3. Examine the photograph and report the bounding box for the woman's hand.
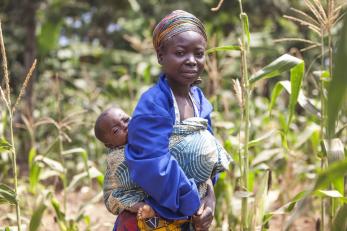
[192,180,216,231]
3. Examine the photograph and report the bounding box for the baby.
[95,107,232,220]
[94,107,155,219]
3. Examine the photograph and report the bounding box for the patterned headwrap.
[153,10,207,52]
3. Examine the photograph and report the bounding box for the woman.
[118,10,216,231]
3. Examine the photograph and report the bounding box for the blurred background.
[0,0,346,230]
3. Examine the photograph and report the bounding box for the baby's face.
[103,108,130,149]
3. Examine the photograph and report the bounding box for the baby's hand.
[137,204,156,220]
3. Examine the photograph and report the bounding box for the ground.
[1,187,317,231]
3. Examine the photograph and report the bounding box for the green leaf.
[269,82,284,116]
[314,190,343,198]
[313,159,347,191]
[29,202,47,231]
[333,204,347,231]
[51,197,65,222]
[37,21,63,55]
[28,148,37,169]
[248,130,276,148]
[35,156,64,174]
[287,62,304,130]
[270,80,320,118]
[327,15,347,138]
[0,184,16,205]
[240,13,250,49]
[62,148,86,156]
[0,137,12,152]
[206,45,241,54]
[249,54,303,84]
[252,170,270,229]
[285,191,309,212]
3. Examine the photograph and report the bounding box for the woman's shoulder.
[133,81,173,118]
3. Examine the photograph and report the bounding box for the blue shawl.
[125,74,213,220]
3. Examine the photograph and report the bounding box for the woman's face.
[158,31,206,88]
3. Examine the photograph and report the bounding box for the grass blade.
[206,45,241,54]
[327,15,347,138]
[0,184,16,205]
[29,202,46,231]
[240,13,251,49]
[0,137,12,152]
[333,204,347,231]
[249,54,303,84]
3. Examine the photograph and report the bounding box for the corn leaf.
[270,80,320,117]
[206,45,241,54]
[287,62,304,128]
[327,15,347,138]
[240,13,250,49]
[62,148,90,179]
[313,159,347,191]
[51,197,66,229]
[28,148,41,194]
[252,170,270,229]
[29,202,47,231]
[248,130,276,148]
[269,82,284,116]
[35,155,64,174]
[314,190,343,198]
[249,54,303,84]
[0,137,12,152]
[333,204,347,231]
[37,20,63,55]
[0,184,16,205]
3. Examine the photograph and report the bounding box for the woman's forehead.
[165,31,207,48]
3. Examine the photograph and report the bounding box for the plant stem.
[239,0,250,230]
[58,133,67,213]
[9,111,22,231]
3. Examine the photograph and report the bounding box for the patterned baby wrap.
[103,117,232,215]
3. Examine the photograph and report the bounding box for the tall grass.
[0,21,37,231]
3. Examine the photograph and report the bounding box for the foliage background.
[0,0,346,230]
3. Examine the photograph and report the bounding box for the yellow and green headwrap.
[153,10,207,52]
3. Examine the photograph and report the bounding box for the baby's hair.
[94,106,121,143]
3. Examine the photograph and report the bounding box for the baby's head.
[94,107,130,149]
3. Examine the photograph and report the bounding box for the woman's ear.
[157,50,163,65]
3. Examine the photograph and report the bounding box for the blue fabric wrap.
[125,74,213,220]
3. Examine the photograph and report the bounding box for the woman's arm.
[192,179,216,231]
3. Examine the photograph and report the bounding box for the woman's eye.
[176,51,184,56]
[122,117,130,123]
[113,128,119,134]
[195,52,204,58]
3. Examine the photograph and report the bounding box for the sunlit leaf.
[249,54,303,84]
[327,15,347,138]
[0,184,16,205]
[314,190,343,198]
[285,190,309,213]
[29,202,47,231]
[269,82,284,116]
[206,45,241,54]
[248,130,276,148]
[35,156,64,174]
[270,80,320,118]
[333,204,347,231]
[37,21,63,55]
[0,137,12,152]
[252,170,270,229]
[240,13,250,49]
[314,159,347,191]
[287,62,304,129]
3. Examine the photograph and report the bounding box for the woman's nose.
[185,54,197,66]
